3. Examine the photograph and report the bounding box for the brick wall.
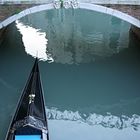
[0,4,36,21]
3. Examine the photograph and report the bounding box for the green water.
[0,9,140,140]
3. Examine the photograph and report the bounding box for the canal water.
[0,8,140,140]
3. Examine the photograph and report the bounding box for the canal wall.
[0,28,5,39]
[130,26,140,40]
[0,26,8,44]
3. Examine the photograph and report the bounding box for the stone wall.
[0,0,140,5]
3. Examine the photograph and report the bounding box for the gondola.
[5,58,49,140]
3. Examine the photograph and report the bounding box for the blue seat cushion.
[15,135,41,140]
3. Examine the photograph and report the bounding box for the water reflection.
[16,20,54,62]
[17,9,130,64]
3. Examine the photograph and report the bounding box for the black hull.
[5,59,49,140]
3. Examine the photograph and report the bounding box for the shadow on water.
[0,8,140,140]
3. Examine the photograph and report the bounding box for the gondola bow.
[5,58,49,140]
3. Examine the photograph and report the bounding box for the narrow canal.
[0,8,140,140]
